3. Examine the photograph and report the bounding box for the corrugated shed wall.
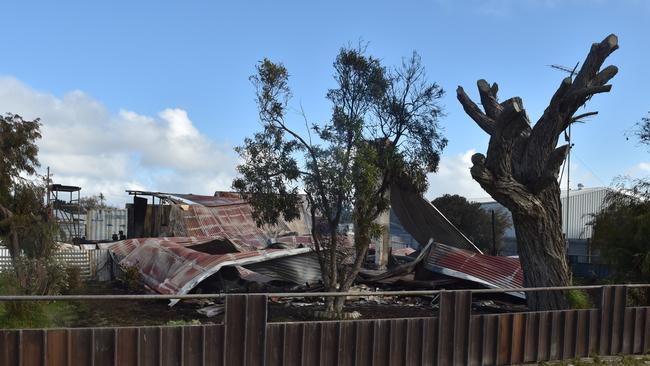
[560,188,607,239]
[479,188,608,240]
[86,209,128,241]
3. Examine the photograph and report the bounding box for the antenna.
[548,61,580,77]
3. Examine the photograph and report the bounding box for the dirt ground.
[33,281,447,327]
[13,281,531,328]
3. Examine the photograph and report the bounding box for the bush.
[119,264,144,293]
[63,266,83,294]
[0,258,77,328]
[568,289,593,309]
[0,257,70,296]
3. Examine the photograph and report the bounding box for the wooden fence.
[0,285,648,365]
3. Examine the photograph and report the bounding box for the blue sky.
[0,0,648,205]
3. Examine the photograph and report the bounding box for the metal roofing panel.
[107,237,317,306]
[178,201,313,251]
[390,185,482,253]
[173,193,245,207]
[424,242,524,298]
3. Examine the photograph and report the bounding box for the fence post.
[224,294,268,366]
[437,290,472,366]
[598,285,626,356]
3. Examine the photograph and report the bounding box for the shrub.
[568,289,593,309]
[63,266,83,294]
[0,258,77,328]
[119,264,144,293]
[0,257,70,296]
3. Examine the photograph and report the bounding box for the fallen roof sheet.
[103,236,219,254]
[172,193,245,207]
[424,242,524,298]
[108,237,320,305]
[390,185,482,253]
[167,193,313,252]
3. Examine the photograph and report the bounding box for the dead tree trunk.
[457,35,619,310]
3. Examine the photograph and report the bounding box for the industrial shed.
[477,186,612,277]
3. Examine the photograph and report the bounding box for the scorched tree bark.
[456,34,619,310]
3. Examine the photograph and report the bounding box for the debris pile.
[106,187,525,309]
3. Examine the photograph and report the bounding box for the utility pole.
[565,124,572,247]
[491,209,497,255]
[46,167,50,204]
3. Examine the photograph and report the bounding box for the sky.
[0,0,649,206]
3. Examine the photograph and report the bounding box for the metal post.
[565,123,571,248]
[491,209,497,255]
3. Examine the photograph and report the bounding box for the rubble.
[197,304,224,317]
[112,188,526,307]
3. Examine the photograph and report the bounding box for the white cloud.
[637,162,650,173]
[425,149,488,200]
[0,76,238,206]
[425,149,611,202]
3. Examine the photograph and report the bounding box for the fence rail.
[1,283,648,301]
[0,284,649,365]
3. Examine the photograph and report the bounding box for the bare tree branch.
[456,86,495,135]
[477,79,502,119]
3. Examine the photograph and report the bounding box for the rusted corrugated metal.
[176,199,313,252]
[424,242,524,296]
[173,193,245,207]
[107,237,320,305]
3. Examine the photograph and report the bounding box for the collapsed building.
[105,187,523,305]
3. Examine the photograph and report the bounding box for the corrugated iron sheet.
[107,237,320,305]
[172,193,245,207]
[424,242,524,297]
[390,185,482,252]
[170,194,313,252]
[561,187,608,239]
[86,208,128,241]
[479,187,610,240]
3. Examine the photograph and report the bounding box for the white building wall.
[478,187,609,240]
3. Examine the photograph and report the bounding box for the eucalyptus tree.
[234,47,446,314]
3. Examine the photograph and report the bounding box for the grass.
[0,301,78,329]
[165,319,201,326]
[536,354,650,365]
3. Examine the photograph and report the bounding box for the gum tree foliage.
[636,112,650,145]
[0,113,43,259]
[456,35,618,310]
[592,114,650,298]
[78,193,114,213]
[432,194,511,254]
[0,113,60,291]
[591,180,650,285]
[233,47,446,313]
